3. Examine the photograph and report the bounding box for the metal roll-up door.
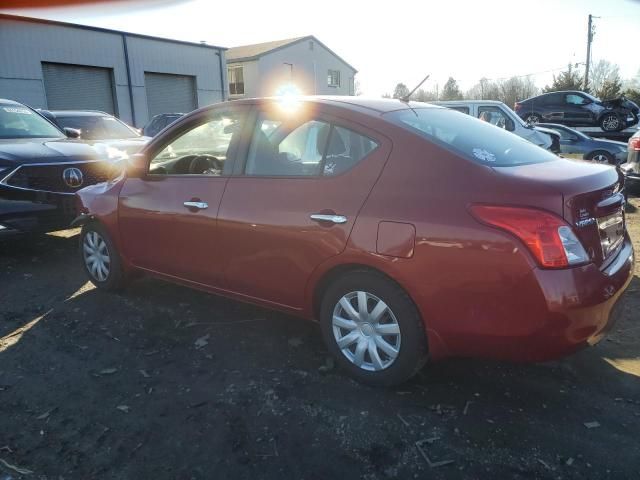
[42,63,116,114]
[145,72,197,119]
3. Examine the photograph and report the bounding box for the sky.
[4,0,640,96]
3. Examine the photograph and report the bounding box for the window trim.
[228,65,245,96]
[142,105,250,179]
[327,69,341,88]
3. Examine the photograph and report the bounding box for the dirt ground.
[1,199,639,480]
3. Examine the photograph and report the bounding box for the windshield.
[56,115,139,140]
[385,108,558,167]
[0,105,64,139]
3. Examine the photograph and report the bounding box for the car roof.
[228,96,440,116]
[433,100,506,106]
[0,98,25,106]
[47,110,111,117]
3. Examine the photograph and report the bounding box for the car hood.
[0,138,105,165]
[85,137,151,156]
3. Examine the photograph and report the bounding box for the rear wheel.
[319,270,428,386]
[600,113,623,132]
[80,223,125,291]
[586,150,614,164]
[524,113,541,125]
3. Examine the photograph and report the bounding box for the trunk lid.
[493,158,624,268]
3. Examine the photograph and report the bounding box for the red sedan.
[74,97,634,386]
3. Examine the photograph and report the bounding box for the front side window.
[328,69,341,87]
[149,110,244,176]
[228,66,244,95]
[477,106,514,131]
[0,105,64,139]
[245,115,379,177]
[386,107,557,167]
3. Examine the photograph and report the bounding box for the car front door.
[216,107,391,310]
[117,106,249,286]
[563,93,592,125]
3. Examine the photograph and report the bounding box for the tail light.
[629,136,640,151]
[470,205,589,268]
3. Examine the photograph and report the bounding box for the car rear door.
[117,105,249,286]
[216,106,391,310]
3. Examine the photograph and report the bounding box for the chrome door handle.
[183,201,208,210]
[310,213,348,224]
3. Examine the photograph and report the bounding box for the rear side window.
[448,106,470,115]
[245,114,379,177]
[385,108,557,167]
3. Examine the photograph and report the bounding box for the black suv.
[0,99,115,235]
[515,90,639,132]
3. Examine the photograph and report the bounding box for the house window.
[327,69,340,87]
[228,66,244,95]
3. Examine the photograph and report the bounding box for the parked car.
[0,99,118,235]
[143,113,184,137]
[433,100,561,152]
[515,91,640,132]
[38,109,150,155]
[620,129,640,193]
[74,97,634,386]
[537,123,628,164]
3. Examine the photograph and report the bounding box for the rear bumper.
[431,237,634,362]
[0,185,76,234]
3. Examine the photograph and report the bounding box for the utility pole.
[584,14,597,91]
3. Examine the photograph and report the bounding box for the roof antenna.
[401,74,430,103]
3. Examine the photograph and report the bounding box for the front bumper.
[0,184,77,234]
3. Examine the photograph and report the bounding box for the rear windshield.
[385,108,558,167]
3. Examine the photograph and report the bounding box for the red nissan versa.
[73,97,634,386]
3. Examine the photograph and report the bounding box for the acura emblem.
[62,167,84,188]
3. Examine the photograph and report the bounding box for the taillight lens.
[470,205,589,268]
[629,136,640,151]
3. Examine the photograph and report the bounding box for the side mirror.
[506,120,515,132]
[64,127,81,139]
[127,152,148,178]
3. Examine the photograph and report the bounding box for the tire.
[319,270,428,387]
[524,113,541,125]
[586,150,614,164]
[600,113,623,132]
[79,222,125,291]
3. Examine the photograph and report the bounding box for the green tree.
[595,77,623,100]
[543,64,584,92]
[624,88,640,105]
[412,88,438,102]
[392,83,410,99]
[441,77,463,100]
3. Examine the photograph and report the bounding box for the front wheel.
[319,271,428,386]
[80,223,125,291]
[586,150,614,164]
[600,113,623,132]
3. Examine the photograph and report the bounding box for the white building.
[0,14,227,127]
[226,36,357,99]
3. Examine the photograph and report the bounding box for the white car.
[432,100,560,152]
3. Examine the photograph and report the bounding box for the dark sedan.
[0,99,117,235]
[515,91,639,132]
[38,109,150,156]
[537,123,628,164]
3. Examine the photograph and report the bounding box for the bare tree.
[590,60,620,96]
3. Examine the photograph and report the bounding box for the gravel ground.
[0,198,639,480]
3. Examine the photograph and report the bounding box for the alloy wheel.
[331,291,401,371]
[83,231,111,282]
[602,114,620,131]
[592,153,609,163]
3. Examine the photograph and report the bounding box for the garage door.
[42,63,116,114]
[145,73,196,119]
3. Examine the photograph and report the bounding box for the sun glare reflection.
[0,310,51,353]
